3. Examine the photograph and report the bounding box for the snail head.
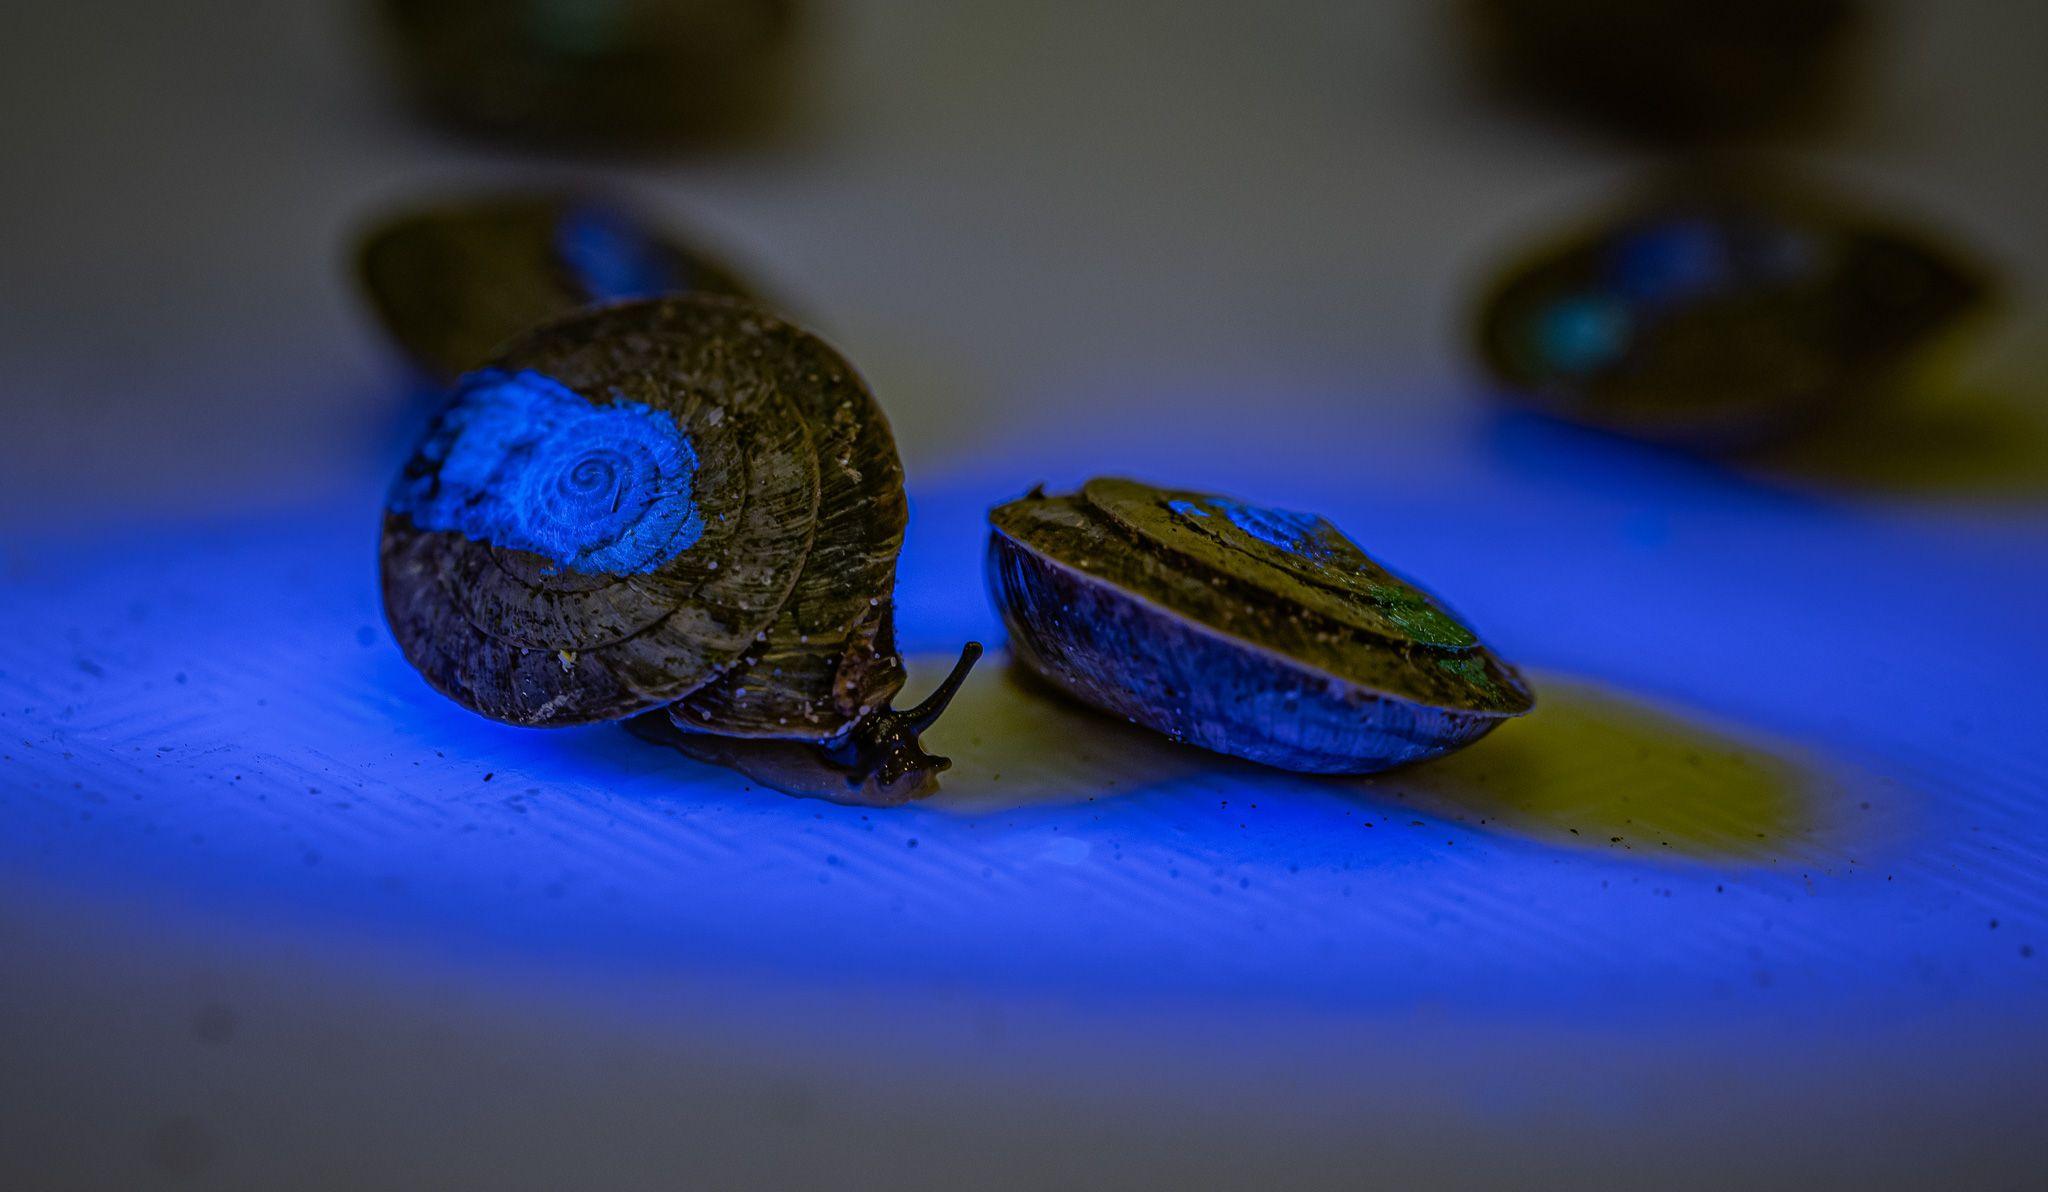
[631,642,984,807]
[818,641,984,804]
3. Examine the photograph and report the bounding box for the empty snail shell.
[1474,175,1994,449]
[373,0,804,150]
[1461,0,1864,142]
[356,191,762,381]
[381,294,979,805]
[986,479,1533,773]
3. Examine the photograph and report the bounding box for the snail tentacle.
[638,642,984,807]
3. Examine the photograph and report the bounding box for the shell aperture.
[389,369,704,576]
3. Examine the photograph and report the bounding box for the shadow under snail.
[986,479,1534,773]
[381,295,981,805]
[356,190,763,382]
[1473,173,1995,450]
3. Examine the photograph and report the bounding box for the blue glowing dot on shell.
[1534,294,1632,374]
[1174,495,1474,647]
[553,205,683,304]
[391,369,704,575]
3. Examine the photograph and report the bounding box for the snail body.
[382,295,976,805]
[987,480,1532,774]
[1474,176,1993,449]
[357,192,761,381]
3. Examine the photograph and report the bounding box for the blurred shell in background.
[373,0,805,150]
[356,191,765,380]
[1461,0,1866,143]
[1472,172,1997,450]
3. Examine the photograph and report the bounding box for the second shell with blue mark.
[1473,174,1994,449]
[987,479,1533,774]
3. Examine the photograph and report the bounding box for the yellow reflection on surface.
[926,656,1841,866]
[922,661,1214,815]
[1740,389,2048,502]
[1369,679,1822,861]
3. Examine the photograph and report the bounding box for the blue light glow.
[389,369,703,574]
[4,366,2045,1116]
[553,204,683,304]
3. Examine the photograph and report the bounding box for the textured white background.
[2,2,2046,1188]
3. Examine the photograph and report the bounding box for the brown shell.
[988,480,1532,774]
[1473,175,1995,449]
[380,296,906,736]
[356,192,761,381]
[374,0,804,150]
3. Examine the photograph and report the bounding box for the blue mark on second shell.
[1170,495,1331,561]
[1175,495,1477,648]
[391,370,704,575]
[553,205,682,304]
[1220,502,1332,561]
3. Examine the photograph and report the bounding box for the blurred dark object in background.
[1461,0,1866,142]
[1472,170,1996,451]
[356,192,765,380]
[372,0,804,150]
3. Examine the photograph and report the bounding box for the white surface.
[2,3,2046,1188]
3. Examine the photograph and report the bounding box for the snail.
[1473,175,1994,450]
[381,295,981,806]
[986,479,1533,773]
[372,0,804,150]
[356,191,762,382]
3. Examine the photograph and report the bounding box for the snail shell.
[1474,176,1993,449]
[356,192,760,381]
[1461,0,1863,142]
[373,0,804,149]
[986,479,1533,773]
[382,295,973,803]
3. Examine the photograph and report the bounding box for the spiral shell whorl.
[390,369,704,575]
